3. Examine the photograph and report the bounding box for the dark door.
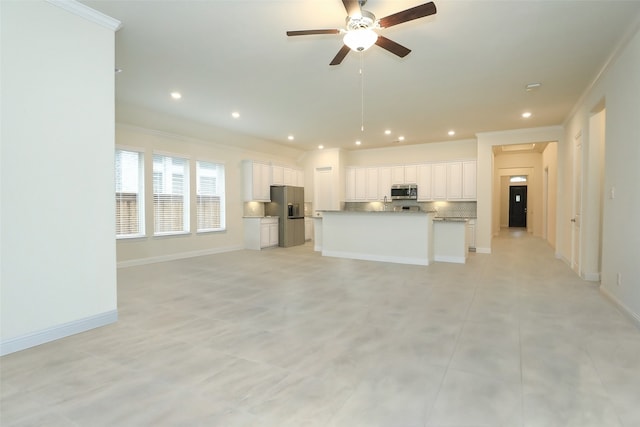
[509,185,527,228]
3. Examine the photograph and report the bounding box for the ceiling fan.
[286,0,437,65]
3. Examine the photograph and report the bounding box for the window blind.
[153,154,189,234]
[196,160,225,231]
[115,149,144,238]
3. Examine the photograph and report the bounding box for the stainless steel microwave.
[391,184,418,200]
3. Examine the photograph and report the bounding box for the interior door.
[509,185,527,227]
[571,133,583,274]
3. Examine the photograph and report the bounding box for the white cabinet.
[305,217,314,241]
[378,167,391,201]
[404,165,417,184]
[346,167,379,201]
[267,220,279,247]
[462,161,477,200]
[466,219,476,250]
[447,162,463,200]
[416,164,432,201]
[243,161,271,202]
[271,165,284,185]
[391,165,417,184]
[366,168,378,200]
[273,164,303,187]
[391,166,405,184]
[432,163,447,200]
[345,167,356,201]
[244,217,279,250]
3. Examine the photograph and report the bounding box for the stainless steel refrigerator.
[265,186,305,247]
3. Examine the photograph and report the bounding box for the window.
[153,154,189,235]
[196,160,225,232]
[115,149,144,238]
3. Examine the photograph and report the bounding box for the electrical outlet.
[610,187,616,199]
[617,273,622,286]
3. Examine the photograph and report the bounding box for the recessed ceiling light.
[288,135,294,141]
[231,111,240,118]
[170,92,182,100]
[522,112,532,118]
[525,82,542,91]
[448,130,455,136]
[355,140,361,145]
[384,130,391,135]
[398,136,405,141]
[318,145,324,150]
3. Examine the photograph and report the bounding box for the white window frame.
[115,148,145,239]
[153,152,190,236]
[196,160,226,232]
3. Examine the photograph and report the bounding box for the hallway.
[2,232,639,426]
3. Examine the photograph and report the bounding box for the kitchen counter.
[318,210,435,266]
[433,220,468,263]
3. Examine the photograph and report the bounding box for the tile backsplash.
[243,202,265,217]
[343,201,476,218]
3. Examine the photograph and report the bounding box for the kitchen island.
[318,210,435,266]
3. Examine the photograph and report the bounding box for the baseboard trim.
[434,255,467,264]
[476,247,492,254]
[322,250,430,266]
[582,272,601,282]
[1,310,118,356]
[117,245,243,268]
[600,286,640,329]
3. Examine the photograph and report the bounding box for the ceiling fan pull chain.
[360,52,365,132]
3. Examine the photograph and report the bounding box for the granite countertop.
[433,217,469,222]
[320,209,437,215]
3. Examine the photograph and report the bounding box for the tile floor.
[1,230,639,426]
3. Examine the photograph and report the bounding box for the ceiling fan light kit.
[286,0,437,65]
[344,29,378,52]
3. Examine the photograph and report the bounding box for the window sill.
[153,231,191,238]
[197,228,226,234]
[116,234,147,241]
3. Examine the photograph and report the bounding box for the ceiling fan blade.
[287,29,341,36]
[342,0,361,17]
[330,45,351,66]
[375,36,411,58]
[378,2,437,28]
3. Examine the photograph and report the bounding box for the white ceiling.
[83,0,640,152]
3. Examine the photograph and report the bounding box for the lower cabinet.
[466,219,476,250]
[305,217,314,241]
[244,217,279,250]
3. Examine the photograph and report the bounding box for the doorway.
[509,185,527,228]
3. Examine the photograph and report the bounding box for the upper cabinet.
[432,163,447,200]
[272,164,304,187]
[243,160,271,202]
[244,161,305,202]
[446,162,463,200]
[461,160,477,200]
[344,160,477,202]
[391,165,417,185]
[345,167,379,201]
[378,167,391,201]
[416,164,432,201]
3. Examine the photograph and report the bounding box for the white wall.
[542,143,558,247]
[344,139,477,166]
[115,124,304,266]
[561,25,640,321]
[1,1,119,354]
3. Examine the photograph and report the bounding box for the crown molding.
[46,0,122,31]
